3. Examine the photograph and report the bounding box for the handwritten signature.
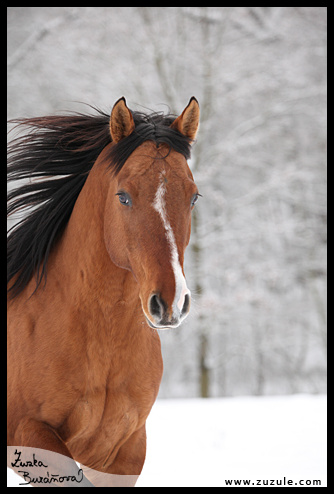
[10,449,83,486]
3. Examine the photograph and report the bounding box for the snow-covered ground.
[139,395,327,488]
[8,395,326,487]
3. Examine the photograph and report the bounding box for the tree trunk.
[200,331,210,398]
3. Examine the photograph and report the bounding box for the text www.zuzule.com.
[224,477,322,487]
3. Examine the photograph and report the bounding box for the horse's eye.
[191,193,201,207]
[116,192,132,206]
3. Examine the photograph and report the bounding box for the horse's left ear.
[171,97,200,141]
[110,97,135,143]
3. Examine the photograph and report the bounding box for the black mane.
[7,105,192,298]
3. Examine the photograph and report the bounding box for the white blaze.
[152,178,190,317]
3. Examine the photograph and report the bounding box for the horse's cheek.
[104,207,130,270]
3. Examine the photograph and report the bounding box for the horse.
[7,96,200,487]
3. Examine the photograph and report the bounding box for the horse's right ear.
[110,97,135,143]
[171,97,200,141]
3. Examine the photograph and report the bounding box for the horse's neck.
[47,155,139,317]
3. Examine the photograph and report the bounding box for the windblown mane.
[7,106,192,298]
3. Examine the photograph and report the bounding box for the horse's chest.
[63,385,146,469]
[62,336,162,462]
[63,384,147,449]
[60,391,105,444]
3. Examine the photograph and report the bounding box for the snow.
[7,395,326,487]
[138,395,327,487]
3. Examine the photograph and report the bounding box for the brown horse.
[7,97,200,486]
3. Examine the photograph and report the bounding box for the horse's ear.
[110,97,135,143]
[171,97,200,141]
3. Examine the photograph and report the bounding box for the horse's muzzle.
[146,292,191,329]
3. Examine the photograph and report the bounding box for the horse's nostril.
[182,293,190,316]
[149,294,166,320]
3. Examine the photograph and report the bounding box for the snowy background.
[7,7,327,399]
[8,7,326,488]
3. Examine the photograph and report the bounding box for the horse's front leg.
[82,425,147,487]
[9,417,95,487]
